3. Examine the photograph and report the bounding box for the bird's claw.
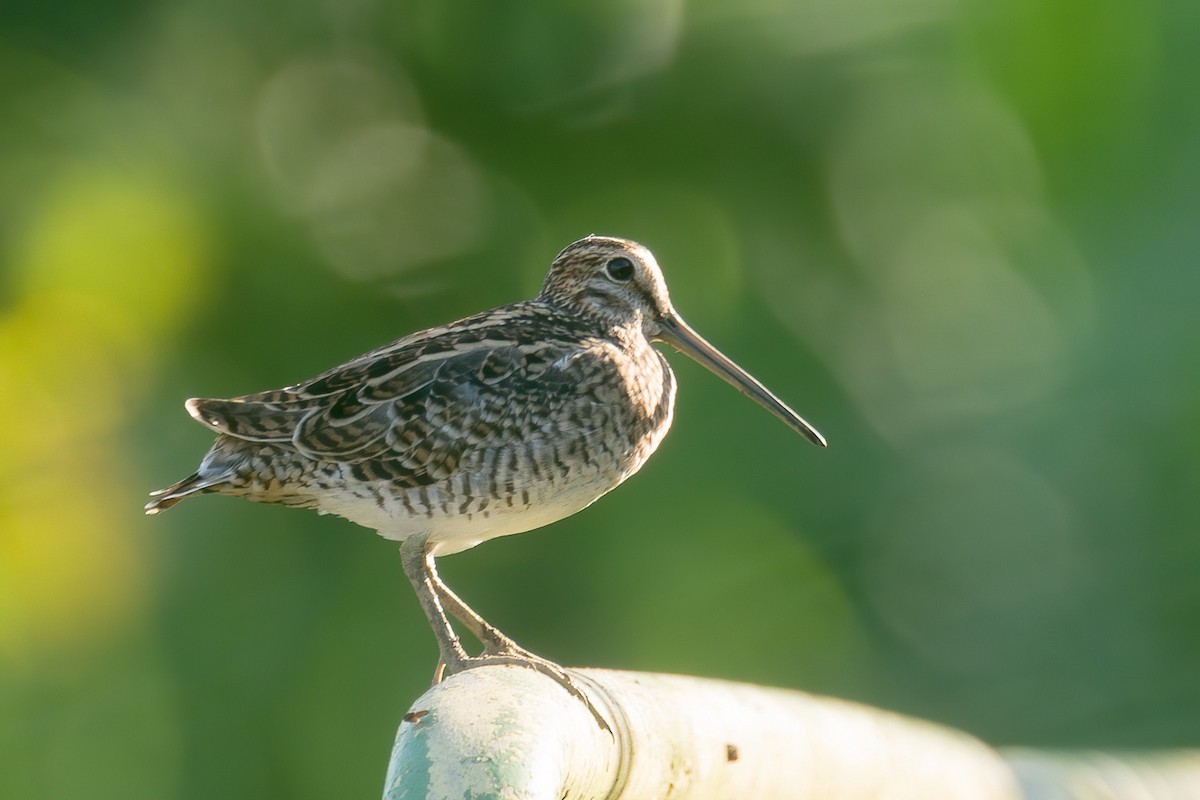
[436,648,611,733]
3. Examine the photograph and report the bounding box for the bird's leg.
[423,556,522,654]
[404,538,611,732]
[399,533,471,682]
[438,580,611,731]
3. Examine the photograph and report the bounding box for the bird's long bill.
[658,314,827,447]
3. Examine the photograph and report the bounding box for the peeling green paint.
[383,710,434,800]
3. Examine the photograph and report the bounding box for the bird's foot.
[439,646,611,733]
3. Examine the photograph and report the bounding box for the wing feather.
[186,304,619,489]
[185,322,588,489]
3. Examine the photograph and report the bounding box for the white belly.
[312,465,626,556]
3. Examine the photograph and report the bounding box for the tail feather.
[144,472,226,515]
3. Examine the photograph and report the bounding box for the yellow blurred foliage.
[0,167,209,661]
[0,454,143,664]
[11,168,210,353]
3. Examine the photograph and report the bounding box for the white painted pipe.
[383,666,1025,799]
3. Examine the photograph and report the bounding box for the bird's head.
[539,235,826,447]
[539,235,675,336]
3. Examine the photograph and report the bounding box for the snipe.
[147,235,825,728]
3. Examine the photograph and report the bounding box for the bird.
[146,235,825,727]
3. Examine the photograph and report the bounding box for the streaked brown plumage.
[147,235,825,727]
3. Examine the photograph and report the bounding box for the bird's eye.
[605,256,635,282]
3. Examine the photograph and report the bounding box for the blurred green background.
[2,0,1198,796]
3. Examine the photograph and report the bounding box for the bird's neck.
[537,296,648,349]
